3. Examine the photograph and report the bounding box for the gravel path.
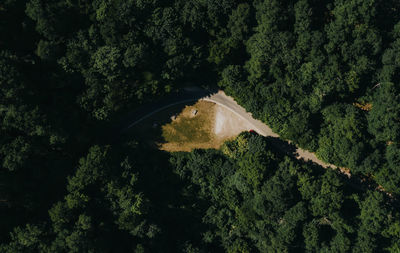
[202,91,336,169]
[213,104,253,137]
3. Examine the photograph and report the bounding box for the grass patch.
[127,100,248,152]
[162,102,215,144]
[160,101,218,151]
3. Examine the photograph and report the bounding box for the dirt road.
[202,91,336,169]
[124,89,400,197]
[125,88,335,169]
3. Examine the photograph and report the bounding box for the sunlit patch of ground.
[127,100,254,152]
[160,101,253,152]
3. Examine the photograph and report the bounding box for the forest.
[0,0,399,252]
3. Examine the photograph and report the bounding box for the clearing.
[129,100,253,152]
[160,100,253,151]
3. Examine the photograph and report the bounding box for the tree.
[375,143,400,194]
[1,224,48,253]
[353,191,389,252]
[367,82,400,143]
[317,103,368,169]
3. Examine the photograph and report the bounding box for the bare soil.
[214,105,253,139]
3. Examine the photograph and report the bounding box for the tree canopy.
[1,0,400,251]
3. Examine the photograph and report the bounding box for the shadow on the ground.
[264,136,400,208]
[110,87,218,144]
[119,99,203,149]
[264,136,297,157]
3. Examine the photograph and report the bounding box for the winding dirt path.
[126,89,336,169]
[125,89,400,199]
[202,91,336,169]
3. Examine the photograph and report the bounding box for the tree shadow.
[130,143,217,251]
[264,136,297,157]
[110,87,219,144]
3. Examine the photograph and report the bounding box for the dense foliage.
[216,0,400,194]
[1,134,399,252]
[1,0,399,252]
[171,133,400,252]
